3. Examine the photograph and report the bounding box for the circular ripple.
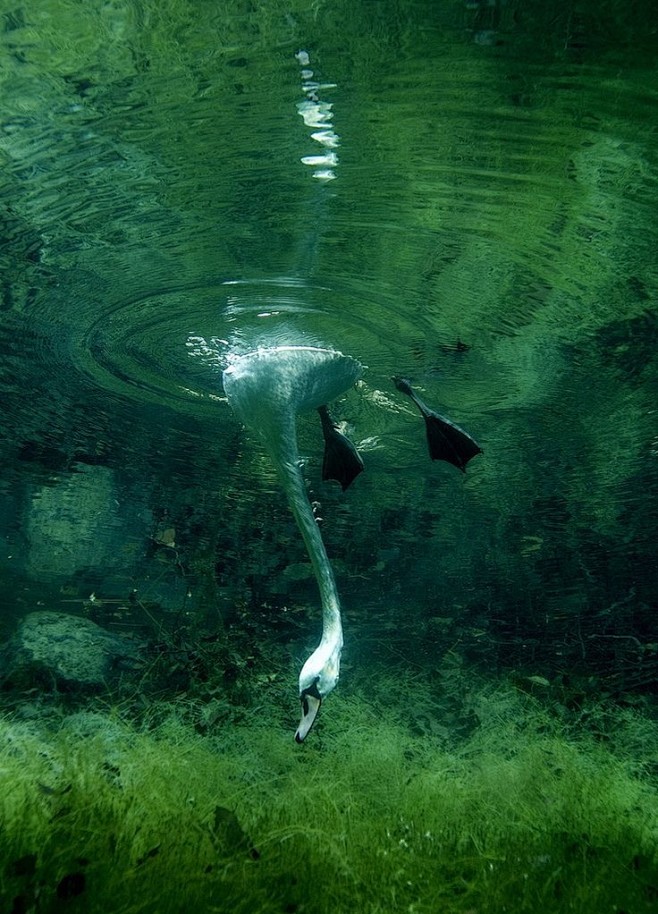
[71,274,432,418]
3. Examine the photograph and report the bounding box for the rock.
[0,611,143,692]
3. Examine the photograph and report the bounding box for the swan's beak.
[295,686,321,743]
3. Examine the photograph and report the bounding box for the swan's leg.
[393,377,482,472]
[317,406,364,491]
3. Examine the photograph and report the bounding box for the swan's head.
[294,638,342,743]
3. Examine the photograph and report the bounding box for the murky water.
[0,0,657,690]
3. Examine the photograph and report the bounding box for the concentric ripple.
[70,275,420,419]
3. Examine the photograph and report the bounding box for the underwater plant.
[1,671,657,914]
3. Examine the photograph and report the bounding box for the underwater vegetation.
[1,672,657,914]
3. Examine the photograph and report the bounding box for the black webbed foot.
[318,405,364,491]
[393,376,481,471]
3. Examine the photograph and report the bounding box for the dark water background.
[0,0,657,703]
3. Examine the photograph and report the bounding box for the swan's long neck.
[269,419,342,654]
[222,345,360,723]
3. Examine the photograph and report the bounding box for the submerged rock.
[0,610,143,692]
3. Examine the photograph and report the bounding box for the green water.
[0,1,657,911]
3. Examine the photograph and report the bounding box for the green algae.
[1,675,656,913]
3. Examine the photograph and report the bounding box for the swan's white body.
[222,346,362,740]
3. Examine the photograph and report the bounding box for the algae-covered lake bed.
[2,669,657,914]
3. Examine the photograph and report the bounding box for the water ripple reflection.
[68,272,444,418]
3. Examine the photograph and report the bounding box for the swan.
[222,345,362,742]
